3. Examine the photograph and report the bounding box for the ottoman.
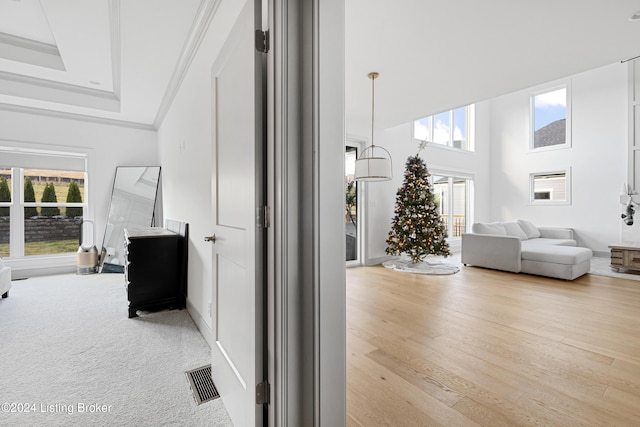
[521,245,592,280]
[0,266,10,298]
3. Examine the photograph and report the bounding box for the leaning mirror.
[100,166,161,273]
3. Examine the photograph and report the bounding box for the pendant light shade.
[354,72,392,182]
[354,146,392,181]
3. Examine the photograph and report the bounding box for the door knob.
[204,234,216,243]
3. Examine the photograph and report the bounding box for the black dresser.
[124,227,185,318]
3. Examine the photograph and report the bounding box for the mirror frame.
[99,166,161,272]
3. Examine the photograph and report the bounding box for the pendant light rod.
[354,71,392,182]
[368,72,379,148]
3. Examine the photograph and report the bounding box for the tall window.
[531,85,571,150]
[414,105,474,151]
[0,151,87,258]
[431,174,473,238]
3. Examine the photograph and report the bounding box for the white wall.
[622,59,640,243]
[157,1,244,334]
[0,110,158,276]
[351,62,628,262]
[350,101,492,263]
[488,63,628,254]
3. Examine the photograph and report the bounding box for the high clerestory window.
[413,105,475,151]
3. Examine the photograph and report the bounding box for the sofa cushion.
[521,238,576,248]
[517,219,541,239]
[521,245,592,265]
[503,222,528,240]
[472,222,507,236]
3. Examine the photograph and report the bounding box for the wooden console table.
[609,242,640,272]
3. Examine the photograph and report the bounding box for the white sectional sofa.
[461,220,592,280]
[0,265,10,298]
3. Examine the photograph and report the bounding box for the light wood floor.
[346,265,640,426]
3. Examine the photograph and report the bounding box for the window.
[0,169,11,258]
[0,150,87,258]
[345,145,358,263]
[414,105,474,151]
[431,174,474,238]
[531,85,571,150]
[530,170,570,204]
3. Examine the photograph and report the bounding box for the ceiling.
[346,0,640,130]
[0,0,209,129]
[1,1,639,131]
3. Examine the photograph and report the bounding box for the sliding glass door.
[432,174,473,239]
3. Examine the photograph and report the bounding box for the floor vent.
[186,364,220,405]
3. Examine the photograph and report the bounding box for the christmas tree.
[386,155,451,263]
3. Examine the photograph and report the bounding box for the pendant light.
[354,72,393,181]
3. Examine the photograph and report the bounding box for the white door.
[210,0,265,425]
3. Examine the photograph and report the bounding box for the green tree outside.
[345,180,356,227]
[65,181,83,217]
[24,177,38,218]
[41,182,60,217]
[0,177,10,217]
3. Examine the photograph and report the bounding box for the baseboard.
[187,298,213,348]
[11,267,76,280]
[592,251,608,258]
[365,255,391,266]
[6,256,76,280]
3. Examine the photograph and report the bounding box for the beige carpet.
[0,273,232,427]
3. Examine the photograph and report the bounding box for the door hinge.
[256,380,270,405]
[255,30,269,53]
[257,206,270,228]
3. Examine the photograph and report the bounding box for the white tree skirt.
[382,257,460,275]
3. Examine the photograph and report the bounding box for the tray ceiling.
[0,0,206,128]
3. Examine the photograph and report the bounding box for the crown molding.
[109,0,121,99]
[152,0,222,129]
[0,69,120,111]
[0,32,59,56]
[0,101,155,131]
[0,31,65,71]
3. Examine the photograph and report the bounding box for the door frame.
[269,0,346,425]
